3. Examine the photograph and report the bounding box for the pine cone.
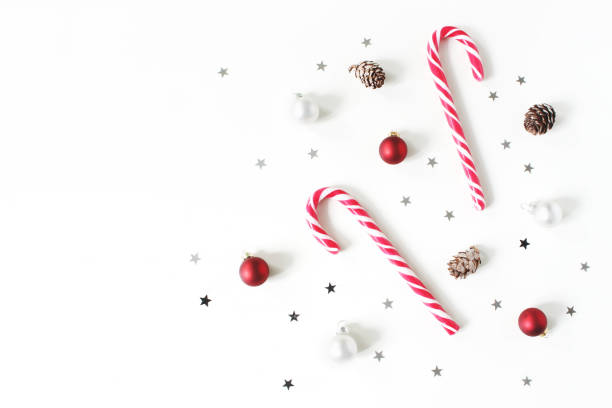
[448,246,481,279]
[524,104,556,135]
[348,61,385,89]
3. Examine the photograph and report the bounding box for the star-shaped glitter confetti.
[383,298,393,309]
[427,157,438,167]
[501,140,511,149]
[444,211,455,221]
[520,238,530,249]
[522,377,532,386]
[401,196,411,206]
[566,306,576,316]
[316,61,327,71]
[283,379,294,390]
[325,283,336,293]
[373,351,384,362]
[491,299,502,310]
[489,91,498,101]
[432,366,442,377]
[580,262,590,272]
[190,253,201,264]
[524,163,534,173]
[255,159,266,169]
[308,149,318,159]
[218,68,228,77]
[200,295,211,306]
[362,38,371,47]
[517,76,526,85]
[289,311,299,322]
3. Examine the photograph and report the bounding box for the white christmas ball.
[329,322,358,361]
[293,96,319,122]
[532,201,563,226]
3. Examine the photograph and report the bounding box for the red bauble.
[239,256,269,286]
[518,307,547,336]
[379,133,407,164]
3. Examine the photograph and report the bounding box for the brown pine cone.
[524,104,556,135]
[448,246,481,279]
[348,61,385,89]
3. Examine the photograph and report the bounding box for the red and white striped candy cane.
[427,26,486,210]
[306,187,460,335]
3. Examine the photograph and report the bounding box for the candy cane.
[427,26,486,210]
[306,187,460,335]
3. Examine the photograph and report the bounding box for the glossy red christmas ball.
[518,307,547,336]
[379,132,407,164]
[239,256,269,286]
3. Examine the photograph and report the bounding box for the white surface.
[0,1,609,407]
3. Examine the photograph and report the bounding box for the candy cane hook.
[306,187,460,335]
[427,26,486,210]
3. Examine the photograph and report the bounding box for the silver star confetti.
[444,211,455,221]
[566,306,576,316]
[316,61,327,71]
[522,377,532,386]
[190,253,201,264]
[427,157,438,167]
[501,140,511,149]
[432,366,442,377]
[383,298,393,309]
[255,159,266,169]
[373,351,384,362]
[218,68,228,77]
[400,196,411,206]
[362,38,371,47]
[491,299,502,310]
[580,262,590,272]
[517,76,526,85]
[308,149,318,159]
[489,91,498,101]
[524,163,534,173]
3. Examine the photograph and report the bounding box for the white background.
[0,1,609,407]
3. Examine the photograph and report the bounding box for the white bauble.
[293,96,319,122]
[329,321,358,361]
[521,201,563,226]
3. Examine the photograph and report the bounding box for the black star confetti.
[190,253,200,264]
[289,311,299,322]
[218,68,228,77]
[491,299,502,310]
[444,211,455,221]
[520,238,530,250]
[522,377,532,386]
[580,262,590,272]
[373,351,384,362]
[524,163,534,173]
[489,91,498,101]
[566,306,576,316]
[401,196,411,206]
[283,379,294,390]
[325,283,336,293]
[200,295,211,306]
[427,157,438,167]
[383,298,393,309]
[308,149,318,159]
[501,140,511,149]
[432,366,442,377]
[517,76,526,85]
[255,159,266,169]
[316,61,327,71]
[362,38,371,47]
